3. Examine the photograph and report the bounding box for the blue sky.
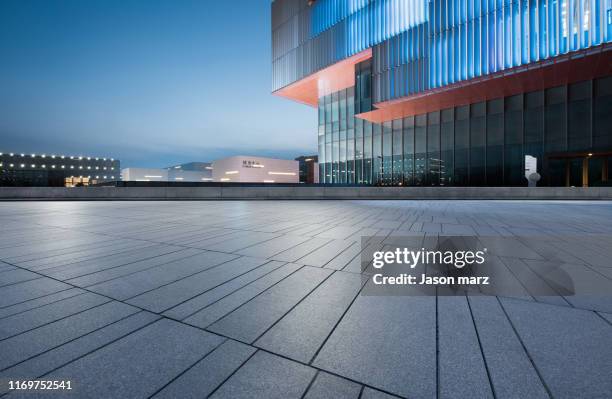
[0,0,316,168]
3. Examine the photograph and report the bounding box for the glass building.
[272,0,612,186]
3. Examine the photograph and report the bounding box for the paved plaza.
[0,200,611,399]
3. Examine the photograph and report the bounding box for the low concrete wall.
[1,186,612,200]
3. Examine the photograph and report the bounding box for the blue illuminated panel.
[272,0,612,97]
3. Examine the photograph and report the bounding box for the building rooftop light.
[268,171,296,176]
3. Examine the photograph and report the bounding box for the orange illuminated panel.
[272,49,372,107]
[358,44,612,123]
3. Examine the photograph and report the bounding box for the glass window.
[355,60,372,114]
[504,94,524,186]
[339,134,347,184]
[392,119,403,185]
[414,114,427,186]
[355,118,363,138]
[325,94,332,124]
[455,105,470,186]
[588,157,604,187]
[548,159,568,187]
[355,134,364,184]
[339,90,347,131]
[382,122,393,185]
[524,91,544,176]
[325,141,332,164]
[593,77,612,151]
[318,98,325,126]
[325,143,332,182]
[568,80,592,152]
[427,111,441,186]
[470,102,486,186]
[347,86,355,129]
[318,135,325,182]
[440,108,454,186]
[544,86,567,156]
[403,116,415,185]
[363,126,373,185]
[332,140,339,183]
[373,124,382,185]
[332,92,339,123]
[487,99,504,186]
[347,135,355,184]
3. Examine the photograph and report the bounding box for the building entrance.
[547,153,611,187]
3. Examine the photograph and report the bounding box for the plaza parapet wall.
[271,0,612,187]
[2,185,612,200]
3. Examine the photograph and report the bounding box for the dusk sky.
[0,0,316,168]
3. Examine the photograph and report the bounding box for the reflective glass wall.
[319,76,612,186]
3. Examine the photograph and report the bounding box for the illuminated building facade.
[0,152,119,187]
[272,0,612,186]
[212,156,299,183]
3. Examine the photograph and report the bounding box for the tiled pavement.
[0,200,611,398]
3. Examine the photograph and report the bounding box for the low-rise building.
[212,156,299,183]
[121,162,213,182]
[0,151,119,187]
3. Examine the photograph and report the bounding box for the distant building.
[295,155,319,184]
[121,168,167,182]
[167,162,212,182]
[121,162,212,182]
[0,151,119,187]
[166,162,212,172]
[212,156,298,183]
